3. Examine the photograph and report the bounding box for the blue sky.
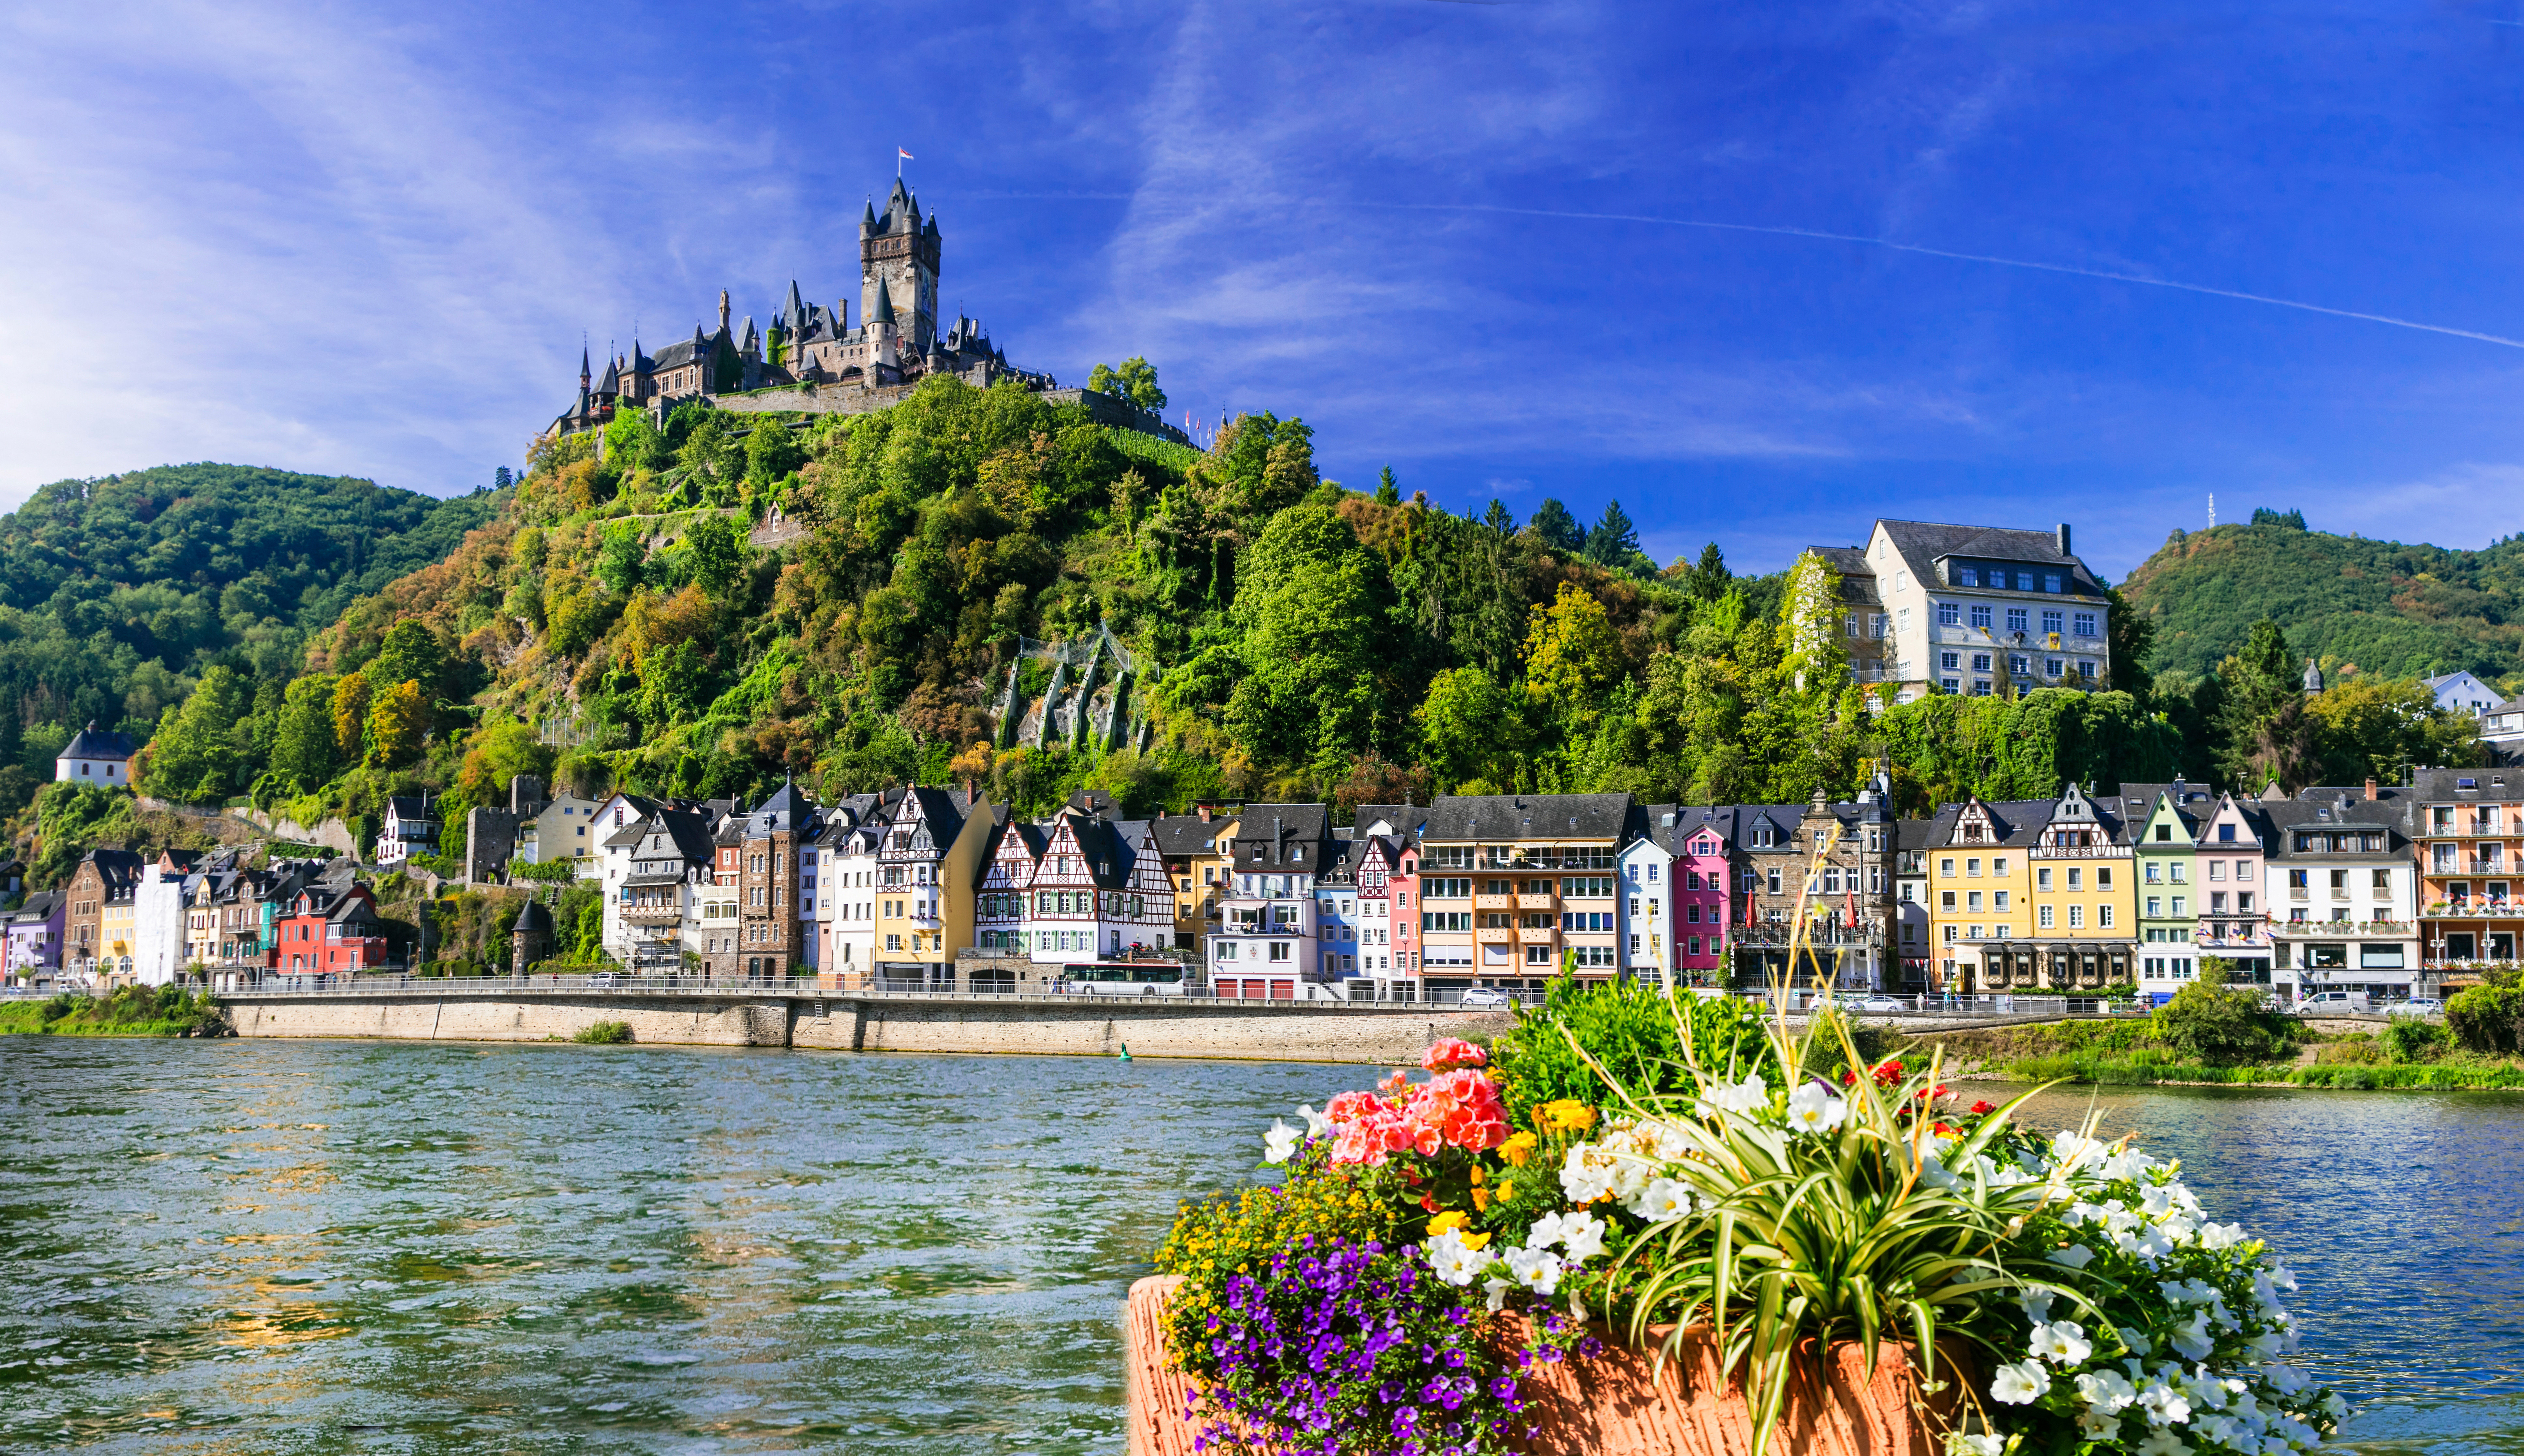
[4,0,2522,580]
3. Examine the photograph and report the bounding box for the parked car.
[1853,996,1909,1014]
[1456,987,1515,1009]
[2388,998,2444,1017]
[591,971,617,989]
[2296,990,2370,1014]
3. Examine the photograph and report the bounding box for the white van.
[2298,989,2370,1014]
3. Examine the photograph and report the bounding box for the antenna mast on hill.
[2208,493,2216,528]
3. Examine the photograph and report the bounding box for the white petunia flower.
[2017,1287,2056,1324]
[2320,1392,2351,1421]
[1297,1104,1331,1138]
[2118,1325,2155,1357]
[1558,1146,1616,1205]
[1632,1177,1691,1221]
[1262,1119,1302,1164]
[2031,1320,2093,1365]
[1422,1230,1486,1288]
[1526,1211,1570,1251]
[1483,1276,1514,1312]
[1696,1071,1769,1119]
[1990,1359,2052,1405]
[2168,1310,2216,1362]
[1951,1436,2004,1456]
[2200,1221,2246,1250]
[1918,1155,1958,1191]
[2048,1243,2096,1270]
[2138,1381,2194,1426]
[2075,1367,2138,1412]
[2133,1428,2190,1456]
[1503,1245,1565,1296]
[2078,1408,2122,1440]
[1784,1081,1848,1135]
[1557,1210,1609,1262]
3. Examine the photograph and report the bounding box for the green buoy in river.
[1118,1044,1132,1062]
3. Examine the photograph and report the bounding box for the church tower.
[861,179,940,355]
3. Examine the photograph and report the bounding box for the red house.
[276,881,388,974]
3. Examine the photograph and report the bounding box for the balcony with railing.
[623,899,683,926]
[2424,900,2524,919]
[1473,894,1511,911]
[1734,921,1884,948]
[2271,919,2415,937]
[1515,892,1556,911]
[1517,926,1556,945]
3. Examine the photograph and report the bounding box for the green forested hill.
[2119,512,2524,687]
[0,464,502,813]
[23,390,2501,896]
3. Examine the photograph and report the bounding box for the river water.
[0,1040,2517,1454]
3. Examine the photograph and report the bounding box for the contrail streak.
[1374,201,2524,350]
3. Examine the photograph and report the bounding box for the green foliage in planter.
[1486,971,1761,1125]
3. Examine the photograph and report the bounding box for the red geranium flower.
[1968,1100,1996,1116]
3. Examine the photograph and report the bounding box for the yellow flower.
[1469,1166,1486,1185]
[1498,1181,1516,1202]
[1537,1099,1596,1134]
[1427,1210,1469,1236]
[1500,1131,1538,1168]
[1458,1229,1492,1251]
[1472,1185,1492,1211]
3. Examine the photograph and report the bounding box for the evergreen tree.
[1483,499,1515,537]
[1688,542,1731,602]
[1528,498,1583,554]
[494,466,512,491]
[1582,500,1641,568]
[1375,466,1401,506]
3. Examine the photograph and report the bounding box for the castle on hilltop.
[547,177,1091,440]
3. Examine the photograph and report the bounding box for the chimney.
[2055,523,2072,556]
[2365,778,2378,802]
[1197,803,1212,823]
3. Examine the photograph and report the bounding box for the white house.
[133,849,203,985]
[816,796,895,983]
[56,722,137,785]
[374,796,438,867]
[2423,671,2503,719]
[1618,822,1675,982]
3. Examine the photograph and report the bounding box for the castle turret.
[868,270,898,379]
[718,288,731,336]
[2303,659,2325,695]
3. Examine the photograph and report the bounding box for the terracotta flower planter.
[1123,1274,1959,1456]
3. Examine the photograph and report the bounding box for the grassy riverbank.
[0,986,226,1037]
[2001,1047,2524,1091]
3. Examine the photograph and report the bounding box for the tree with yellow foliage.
[330,672,371,760]
[364,680,428,767]
[1521,581,1621,728]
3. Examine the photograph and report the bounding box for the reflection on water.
[0,1039,2517,1452]
[1980,1081,2524,1453]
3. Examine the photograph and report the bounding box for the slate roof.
[1346,803,1428,842]
[746,781,814,837]
[2408,767,2524,804]
[514,900,553,934]
[60,721,136,760]
[1225,803,1333,870]
[9,890,61,925]
[1639,804,1736,854]
[1417,794,1632,843]
[1149,812,1234,860]
[1923,798,2056,849]
[1873,519,2104,596]
[2258,796,2409,861]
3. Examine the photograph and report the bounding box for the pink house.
[1673,807,1737,985]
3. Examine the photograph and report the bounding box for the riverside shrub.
[1486,971,1759,1125]
[2153,967,2299,1065]
[2447,969,2524,1055]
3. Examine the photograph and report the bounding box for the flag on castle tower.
[898,147,913,160]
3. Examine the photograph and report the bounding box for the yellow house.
[1927,796,2040,990]
[872,786,997,989]
[1929,784,2137,993]
[100,879,138,985]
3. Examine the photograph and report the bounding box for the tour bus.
[1059,961,1191,997]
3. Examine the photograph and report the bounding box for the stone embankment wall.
[223,991,1512,1065]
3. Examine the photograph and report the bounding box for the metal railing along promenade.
[206,971,1546,1012]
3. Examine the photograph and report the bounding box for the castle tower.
[861,178,940,355]
[867,267,898,380]
[718,288,731,336]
